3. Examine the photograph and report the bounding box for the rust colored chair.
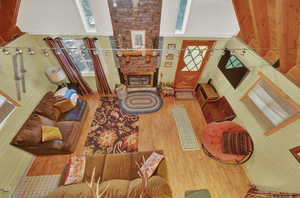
[200,121,254,165]
[201,96,236,123]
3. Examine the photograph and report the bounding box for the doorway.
[174,40,215,90]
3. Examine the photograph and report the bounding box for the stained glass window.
[182,46,207,71]
[225,56,244,69]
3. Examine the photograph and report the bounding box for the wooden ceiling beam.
[0,0,23,46]
[232,0,255,44]
[280,0,300,73]
[248,0,270,56]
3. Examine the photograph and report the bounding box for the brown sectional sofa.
[11,92,88,155]
[45,151,172,198]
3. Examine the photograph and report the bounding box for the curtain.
[84,38,111,95]
[248,81,291,126]
[44,37,92,95]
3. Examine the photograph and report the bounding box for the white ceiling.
[160,0,240,37]
[17,0,239,38]
[17,0,113,35]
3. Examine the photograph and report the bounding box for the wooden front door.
[174,40,215,90]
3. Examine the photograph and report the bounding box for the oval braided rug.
[119,91,163,114]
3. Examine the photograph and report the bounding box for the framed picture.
[168,44,176,50]
[164,61,173,68]
[166,54,174,60]
[131,30,146,49]
[290,146,300,164]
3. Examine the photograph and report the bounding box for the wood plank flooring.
[27,95,250,198]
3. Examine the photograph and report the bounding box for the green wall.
[201,37,300,193]
[0,34,55,198]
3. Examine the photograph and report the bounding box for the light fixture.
[16,48,23,54]
[117,50,123,57]
[2,48,10,55]
[56,49,62,55]
[28,48,35,55]
[43,49,49,57]
[113,0,117,7]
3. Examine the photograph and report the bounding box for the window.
[131,30,146,49]
[241,73,300,136]
[217,51,249,89]
[61,38,94,76]
[175,0,192,34]
[0,92,17,127]
[75,0,96,33]
[182,46,208,71]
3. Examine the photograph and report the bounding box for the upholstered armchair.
[201,96,236,123]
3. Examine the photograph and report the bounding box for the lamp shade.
[46,67,66,84]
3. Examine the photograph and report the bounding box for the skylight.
[75,0,96,33]
[175,0,192,34]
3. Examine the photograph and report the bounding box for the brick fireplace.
[108,0,162,87]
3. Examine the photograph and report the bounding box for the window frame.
[175,0,192,34]
[240,72,300,136]
[0,90,19,128]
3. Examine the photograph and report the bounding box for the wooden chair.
[201,96,236,123]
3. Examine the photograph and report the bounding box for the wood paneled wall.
[232,0,300,87]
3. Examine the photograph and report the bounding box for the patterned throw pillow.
[139,152,164,178]
[223,132,252,155]
[64,155,86,185]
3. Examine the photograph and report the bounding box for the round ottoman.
[200,121,253,165]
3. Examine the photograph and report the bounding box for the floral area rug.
[84,97,139,154]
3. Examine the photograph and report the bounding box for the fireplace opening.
[125,72,153,87]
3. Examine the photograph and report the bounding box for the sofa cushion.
[55,121,78,140]
[84,155,107,183]
[145,176,172,198]
[102,153,133,181]
[60,99,87,121]
[12,114,55,146]
[99,179,129,198]
[128,176,171,198]
[34,92,61,121]
[44,183,94,198]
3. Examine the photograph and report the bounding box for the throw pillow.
[64,155,86,185]
[222,132,252,155]
[139,152,164,178]
[54,99,75,113]
[41,126,63,142]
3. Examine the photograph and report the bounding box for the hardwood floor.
[27,95,250,198]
